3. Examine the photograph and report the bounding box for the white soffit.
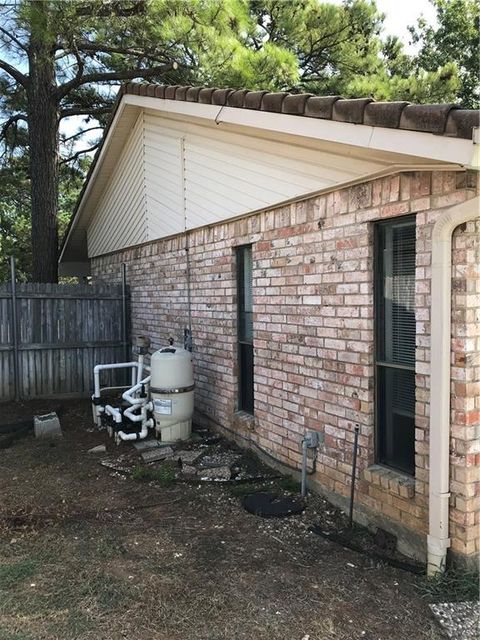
[124,94,475,167]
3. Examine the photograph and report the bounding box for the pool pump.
[91,336,194,444]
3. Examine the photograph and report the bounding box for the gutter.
[428,194,479,575]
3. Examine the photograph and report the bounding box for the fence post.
[10,256,20,401]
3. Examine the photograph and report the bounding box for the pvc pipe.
[122,375,151,406]
[116,418,153,442]
[105,404,122,423]
[123,406,144,423]
[94,362,140,398]
[91,401,99,426]
[137,354,145,385]
[427,196,479,576]
[123,402,152,423]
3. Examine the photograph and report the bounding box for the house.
[60,83,480,573]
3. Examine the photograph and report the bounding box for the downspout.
[427,194,479,576]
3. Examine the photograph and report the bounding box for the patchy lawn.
[0,400,443,640]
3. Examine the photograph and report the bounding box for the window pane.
[377,367,415,475]
[378,221,416,367]
[237,245,254,414]
[239,343,254,414]
[375,217,416,475]
[238,246,253,344]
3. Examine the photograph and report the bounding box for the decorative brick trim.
[233,411,256,432]
[363,465,415,499]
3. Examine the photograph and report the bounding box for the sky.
[329,0,437,52]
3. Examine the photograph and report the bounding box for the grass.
[0,629,34,640]
[131,463,176,487]
[0,540,142,639]
[0,559,37,589]
[77,572,141,611]
[0,399,449,640]
[418,568,479,602]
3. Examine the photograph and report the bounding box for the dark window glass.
[375,217,416,475]
[237,245,254,414]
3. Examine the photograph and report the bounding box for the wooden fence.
[0,281,129,402]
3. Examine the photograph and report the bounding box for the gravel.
[429,601,480,640]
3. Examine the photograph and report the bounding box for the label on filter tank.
[154,399,172,415]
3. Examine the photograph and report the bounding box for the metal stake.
[349,426,360,528]
[10,257,20,401]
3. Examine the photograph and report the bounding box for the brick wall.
[450,218,480,560]
[91,170,479,563]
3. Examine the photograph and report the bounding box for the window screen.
[375,217,416,474]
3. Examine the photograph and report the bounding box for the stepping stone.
[181,464,197,476]
[141,446,174,463]
[133,439,161,451]
[171,450,203,464]
[199,452,241,468]
[199,466,231,481]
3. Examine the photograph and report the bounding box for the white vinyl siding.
[87,110,386,256]
[87,115,146,257]
[142,112,383,235]
[143,119,183,239]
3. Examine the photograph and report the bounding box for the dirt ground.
[0,400,444,640]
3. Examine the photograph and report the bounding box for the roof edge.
[122,82,479,140]
[59,82,479,263]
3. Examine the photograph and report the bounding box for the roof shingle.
[123,82,479,139]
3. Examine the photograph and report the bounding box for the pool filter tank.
[150,345,194,441]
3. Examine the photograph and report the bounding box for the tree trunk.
[27,4,59,283]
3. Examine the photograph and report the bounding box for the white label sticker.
[154,399,172,415]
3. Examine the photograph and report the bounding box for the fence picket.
[0,282,129,401]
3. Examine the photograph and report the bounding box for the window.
[375,217,416,475]
[237,245,254,414]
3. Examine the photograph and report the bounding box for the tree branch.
[75,40,171,62]
[61,126,103,142]
[0,57,28,87]
[74,1,146,18]
[0,26,28,52]
[55,43,85,99]
[59,106,112,119]
[59,142,100,165]
[1,113,27,141]
[57,61,178,94]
